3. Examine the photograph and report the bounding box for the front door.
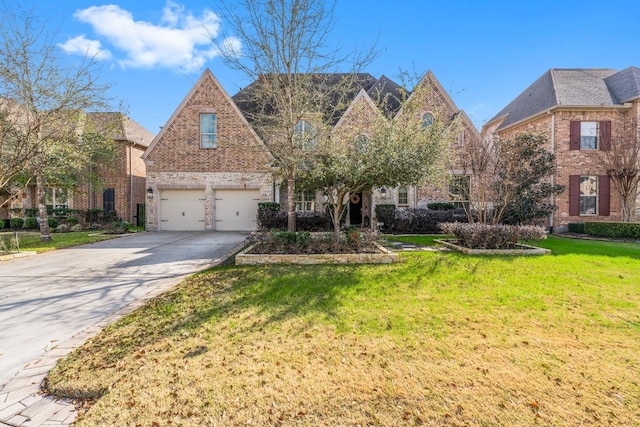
[349,192,363,226]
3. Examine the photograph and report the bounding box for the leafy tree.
[0,2,115,240]
[298,83,457,239]
[596,113,639,222]
[215,0,378,231]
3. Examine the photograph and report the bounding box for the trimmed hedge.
[426,202,456,211]
[257,202,333,231]
[377,206,468,233]
[568,222,586,233]
[584,222,640,238]
[440,222,547,249]
[10,218,24,229]
[23,217,38,229]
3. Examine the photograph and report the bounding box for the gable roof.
[487,67,639,131]
[86,112,154,148]
[143,68,270,160]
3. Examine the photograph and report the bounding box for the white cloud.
[58,35,113,61]
[68,1,231,73]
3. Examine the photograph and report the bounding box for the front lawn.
[1,231,120,253]
[46,236,640,426]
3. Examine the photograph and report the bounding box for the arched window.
[422,112,434,128]
[293,120,317,150]
[355,134,368,153]
[398,186,408,206]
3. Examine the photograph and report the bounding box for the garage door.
[214,190,260,231]
[160,189,206,230]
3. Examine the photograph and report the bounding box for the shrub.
[257,203,286,230]
[23,217,38,229]
[378,207,468,234]
[296,211,332,231]
[66,216,79,226]
[439,222,547,249]
[568,222,586,233]
[427,202,456,210]
[109,221,131,234]
[374,204,396,231]
[10,218,24,229]
[0,219,4,229]
[24,208,39,217]
[48,217,58,229]
[584,222,640,238]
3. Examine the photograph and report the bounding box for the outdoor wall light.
[380,187,387,195]
[146,188,154,198]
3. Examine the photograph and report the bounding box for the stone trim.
[434,239,550,255]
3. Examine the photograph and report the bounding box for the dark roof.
[366,74,406,117]
[489,67,640,130]
[232,73,404,125]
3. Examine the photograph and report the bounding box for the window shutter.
[569,121,581,150]
[598,175,610,216]
[599,121,611,150]
[569,175,580,216]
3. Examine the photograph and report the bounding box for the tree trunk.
[287,174,296,232]
[36,173,51,242]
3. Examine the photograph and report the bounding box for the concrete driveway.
[0,231,246,389]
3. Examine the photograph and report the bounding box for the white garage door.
[160,189,206,231]
[214,190,260,231]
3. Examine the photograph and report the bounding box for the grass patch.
[2,231,120,253]
[46,236,640,426]
[382,234,446,246]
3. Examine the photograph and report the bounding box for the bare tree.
[214,0,378,231]
[0,2,114,240]
[597,113,639,222]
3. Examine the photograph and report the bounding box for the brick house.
[482,67,640,231]
[3,113,153,226]
[143,69,478,231]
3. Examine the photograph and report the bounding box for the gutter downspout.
[550,112,556,232]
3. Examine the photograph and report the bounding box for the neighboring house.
[4,113,153,225]
[143,69,478,231]
[482,67,640,230]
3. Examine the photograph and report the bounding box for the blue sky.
[30,0,640,134]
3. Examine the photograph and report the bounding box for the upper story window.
[422,113,434,128]
[569,120,611,151]
[200,113,217,149]
[355,134,368,153]
[398,186,408,206]
[293,120,317,150]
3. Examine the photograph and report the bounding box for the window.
[200,113,217,148]
[355,134,368,153]
[579,176,598,215]
[569,174,610,216]
[103,188,115,213]
[569,120,611,150]
[293,120,317,150]
[457,131,465,145]
[398,187,408,206]
[422,113,434,128]
[580,122,598,150]
[294,191,315,212]
[449,175,470,208]
[45,188,69,209]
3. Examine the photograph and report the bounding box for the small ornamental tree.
[461,132,564,225]
[596,113,640,222]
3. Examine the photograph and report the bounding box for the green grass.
[2,231,120,253]
[46,236,640,426]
